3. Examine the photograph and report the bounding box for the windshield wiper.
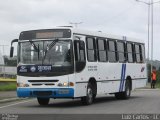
[42,39,59,63]
[29,40,40,59]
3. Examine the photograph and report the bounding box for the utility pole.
[0,45,8,56]
[135,0,160,82]
[69,22,83,28]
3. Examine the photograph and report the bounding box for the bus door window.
[74,40,86,72]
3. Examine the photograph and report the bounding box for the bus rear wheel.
[115,80,131,99]
[37,98,50,105]
[81,83,94,105]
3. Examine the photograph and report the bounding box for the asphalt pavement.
[0,89,160,114]
[0,91,17,100]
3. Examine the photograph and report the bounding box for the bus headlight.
[57,82,74,87]
[63,82,68,86]
[17,83,29,87]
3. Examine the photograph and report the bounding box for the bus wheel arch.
[88,77,97,99]
[126,76,132,90]
[115,76,132,100]
[81,77,97,105]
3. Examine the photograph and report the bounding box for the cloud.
[0,0,160,60]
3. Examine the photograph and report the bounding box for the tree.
[3,56,17,66]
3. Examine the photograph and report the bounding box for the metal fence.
[0,66,16,78]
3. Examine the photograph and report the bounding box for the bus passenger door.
[73,35,87,97]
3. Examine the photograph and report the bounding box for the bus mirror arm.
[10,39,18,58]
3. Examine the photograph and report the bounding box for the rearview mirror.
[10,39,18,58]
[10,46,14,58]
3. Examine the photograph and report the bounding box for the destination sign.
[36,32,63,39]
[19,29,71,40]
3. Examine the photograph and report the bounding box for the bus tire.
[115,80,131,100]
[37,98,50,105]
[81,83,94,105]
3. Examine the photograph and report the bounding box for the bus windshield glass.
[19,40,72,66]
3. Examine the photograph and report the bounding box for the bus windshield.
[19,40,72,66]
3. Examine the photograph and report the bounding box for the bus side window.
[117,41,125,63]
[135,44,141,63]
[97,38,107,62]
[108,40,117,62]
[74,40,86,72]
[140,44,145,63]
[74,40,86,62]
[126,42,134,63]
[86,37,97,62]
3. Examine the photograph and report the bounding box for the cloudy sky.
[0,0,160,60]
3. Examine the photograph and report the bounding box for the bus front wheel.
[37,98,50,105]
[81,83,94,105]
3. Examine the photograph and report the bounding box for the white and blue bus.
[10,27,147,105]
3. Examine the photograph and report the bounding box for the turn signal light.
[69,82,74,86]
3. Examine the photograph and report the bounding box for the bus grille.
[33,91,52,96]
[28,80,59,82]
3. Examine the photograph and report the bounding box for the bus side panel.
[74,62,98,97]
[96,63,122,94]
[97,81,121,94]
[74,83,87,97]
[125,63,147,90]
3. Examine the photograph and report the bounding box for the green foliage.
[157,71,160,81]
[156,71,160,88]
[4,56,17,66]
[0,82,16,91]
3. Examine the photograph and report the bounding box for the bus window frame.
[117,40,126,63]
[97,38,108,62]
[126,42,135,63]
[107,39,118,63]
[86,37,97,62]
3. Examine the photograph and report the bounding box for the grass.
[0,77,16,82]
[0,82,16,91]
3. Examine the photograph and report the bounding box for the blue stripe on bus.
[17,88,74,98]
[119,64,124,92]
[121,64,126,91]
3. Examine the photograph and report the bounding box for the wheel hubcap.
[87,88,93,103]
[126,86,130,96]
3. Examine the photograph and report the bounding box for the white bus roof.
[71,28,144,44]
[53,27,144,44]
[22,27,144,44]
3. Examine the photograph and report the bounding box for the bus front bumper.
[17,88,74,98]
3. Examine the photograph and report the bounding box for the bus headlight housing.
[17,83,29,87]
[63,82,68,86]
[57,82,74,87]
